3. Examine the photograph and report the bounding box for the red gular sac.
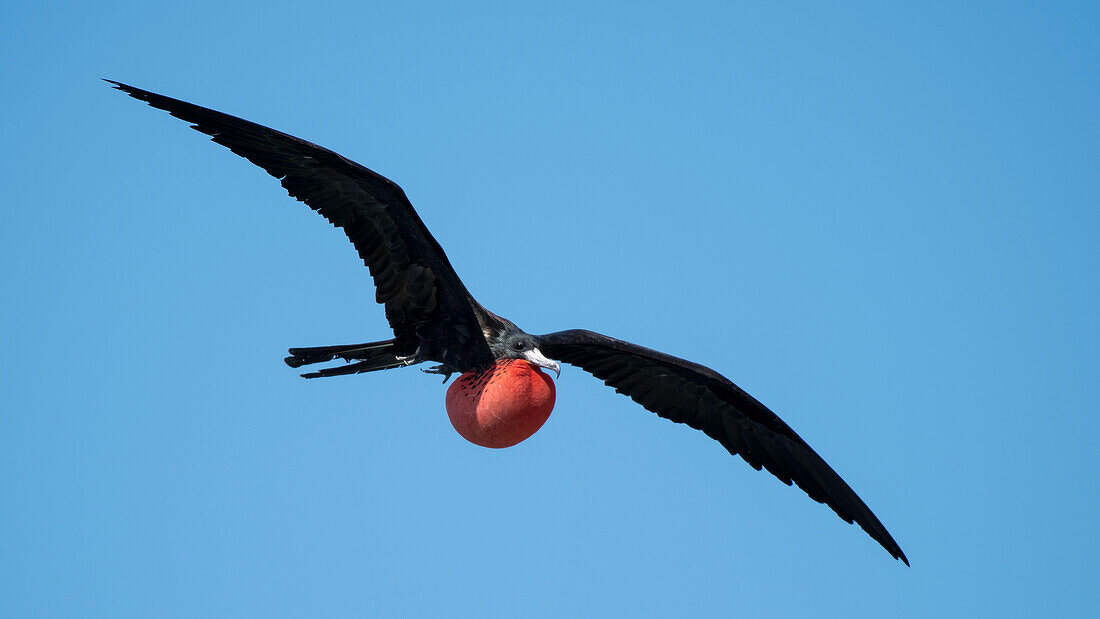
[445,359,556,448]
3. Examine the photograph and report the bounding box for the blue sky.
[2,1,1098,617]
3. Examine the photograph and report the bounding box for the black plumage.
[108,80,494,374]
[111,80,908,565]
[537,330,907,564]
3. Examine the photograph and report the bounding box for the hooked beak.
[523,348,561,378]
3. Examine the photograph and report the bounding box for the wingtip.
[104,79,143,99]
[105,80,154,101]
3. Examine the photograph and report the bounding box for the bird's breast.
[445,359,556,448]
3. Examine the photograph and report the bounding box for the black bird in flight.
[109,80,908,565]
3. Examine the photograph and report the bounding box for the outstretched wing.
[537,329,908,565]
[110,81,492,371]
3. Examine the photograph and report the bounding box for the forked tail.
[284,339,413,378]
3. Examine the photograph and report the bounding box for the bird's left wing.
[536,328,908,565]
[108,81,494,371]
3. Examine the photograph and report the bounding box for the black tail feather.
[301,359,401,379]
[285,339,397,368]
[285,339,412,378]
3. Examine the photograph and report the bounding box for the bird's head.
[491,330,561,378]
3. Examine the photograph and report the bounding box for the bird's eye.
[511,340,527,351]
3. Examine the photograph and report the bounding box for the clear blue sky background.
[2,1,1097,617]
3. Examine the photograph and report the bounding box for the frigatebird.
[109,80,908,565]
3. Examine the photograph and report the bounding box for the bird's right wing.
[537,328,908,565]
[109,81,493,371]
